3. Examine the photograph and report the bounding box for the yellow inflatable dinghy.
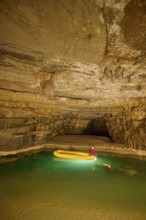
[53,150,95,160]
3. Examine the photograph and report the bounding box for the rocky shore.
[1,135,146,159]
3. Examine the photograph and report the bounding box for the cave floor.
[0,135,146,158]
[45,135,146,158]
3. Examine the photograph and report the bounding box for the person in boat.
[90,146,95,156]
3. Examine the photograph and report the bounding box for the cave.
[83,118,110,137]
[0,1,146,219]
[0,0,146,152]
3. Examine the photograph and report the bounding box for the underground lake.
[0,151,146,220]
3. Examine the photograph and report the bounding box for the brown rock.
[0,0,146,153]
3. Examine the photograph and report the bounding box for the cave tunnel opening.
[83,118,111,139]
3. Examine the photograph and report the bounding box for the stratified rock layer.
[0,0,146,152]
[0,0,106,64]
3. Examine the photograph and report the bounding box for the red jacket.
[91,148,95,155]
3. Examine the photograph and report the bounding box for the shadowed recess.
[83,118,110,137]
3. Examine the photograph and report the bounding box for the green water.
[0,151,146,220]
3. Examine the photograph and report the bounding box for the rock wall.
[0,0,146,152]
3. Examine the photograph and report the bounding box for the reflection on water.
[0,151,146,220]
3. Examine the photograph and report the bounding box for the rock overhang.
[0,0,146,152]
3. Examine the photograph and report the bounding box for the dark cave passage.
[83,118,111,138]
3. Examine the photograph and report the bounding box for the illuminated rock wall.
[0,0,146,151]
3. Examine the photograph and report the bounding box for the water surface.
[0,151,146,220]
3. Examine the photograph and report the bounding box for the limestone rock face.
[0,0,146,152]
[0,0,106,64]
